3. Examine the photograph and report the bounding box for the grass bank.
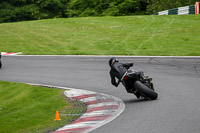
[0,15,200,56]
[0,81,86,133]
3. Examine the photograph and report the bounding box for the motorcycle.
[117,63,158,100]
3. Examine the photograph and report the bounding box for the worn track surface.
[0,56,200,133]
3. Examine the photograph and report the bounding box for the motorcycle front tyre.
[133,81,158,100]
[0,60,2,68]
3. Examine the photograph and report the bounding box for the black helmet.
[109,57,118,67]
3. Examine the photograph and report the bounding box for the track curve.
[0,56,200,133]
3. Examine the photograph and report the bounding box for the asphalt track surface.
[0,56,200,133]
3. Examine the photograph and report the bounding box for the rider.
[109,57,133,87]
[109,57,141,98]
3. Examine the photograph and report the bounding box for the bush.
[0,0,69,23]
[67,0,147,17]
[0,0,197,23]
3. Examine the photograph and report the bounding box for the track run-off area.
[0,55,200,133]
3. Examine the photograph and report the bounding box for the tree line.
[0,0,198,23]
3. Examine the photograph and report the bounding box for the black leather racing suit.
[109,62,133,87]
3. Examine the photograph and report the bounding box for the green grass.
[0,81,86,133]
[0,15,200,56]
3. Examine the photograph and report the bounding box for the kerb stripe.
[86,105,119,113]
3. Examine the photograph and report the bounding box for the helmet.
[109,57,118,67]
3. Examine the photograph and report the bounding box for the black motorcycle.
[118,64,158,100]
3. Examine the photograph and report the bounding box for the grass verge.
[0,81,86,133]
[0,15,200,56]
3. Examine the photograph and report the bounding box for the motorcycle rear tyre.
[0,60,2,68]
[133,81,158,100]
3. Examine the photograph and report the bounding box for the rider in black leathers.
[109,57,141,98]
[109,57,133,87]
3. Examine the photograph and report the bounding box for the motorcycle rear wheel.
[133,81,158,100]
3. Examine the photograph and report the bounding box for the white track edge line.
[3,54,200,58]
[27,83,125,133]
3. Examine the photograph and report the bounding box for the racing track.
[0,56,200,133]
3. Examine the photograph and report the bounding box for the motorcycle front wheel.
[0,60,2,68]
[133,81,158,100]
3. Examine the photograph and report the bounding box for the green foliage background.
[0,0,198,23]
